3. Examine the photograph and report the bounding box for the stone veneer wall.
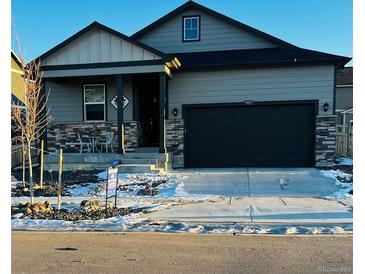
[166,119,184,168]
[47,121,143,152]
[315,115,336,167]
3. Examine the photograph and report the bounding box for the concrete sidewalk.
[144,197,353,225]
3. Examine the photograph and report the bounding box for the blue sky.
[12,0,352,64]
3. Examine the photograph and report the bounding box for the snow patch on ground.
[12,217,353,235]
[95,172,214,200]
[320,170,353,200]
[68,184,97,197]
[336,157,353,166]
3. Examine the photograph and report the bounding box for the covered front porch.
[43,60,179,158]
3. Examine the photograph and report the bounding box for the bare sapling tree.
[11,59,52,204]
[11,108,27,187]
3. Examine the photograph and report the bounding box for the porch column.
[116,74,125,155]
[159,72,167,153]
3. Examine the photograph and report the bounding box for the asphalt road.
[12,232,352,274]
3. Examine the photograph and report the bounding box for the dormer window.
[183,16,200,42]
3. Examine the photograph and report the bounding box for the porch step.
[134,147,159,153]
[117,164,162,174]
[121,158,157,165]
[123,153,160,159]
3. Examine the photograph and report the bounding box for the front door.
[134,74,159,147]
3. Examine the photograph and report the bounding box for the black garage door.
[184,102,316,168]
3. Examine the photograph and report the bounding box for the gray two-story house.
[37,1,350,170]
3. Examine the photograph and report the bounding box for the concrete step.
[123,153,160,159]
[121,158,157,165]
[134,147,159,153]
[117,164,160,173]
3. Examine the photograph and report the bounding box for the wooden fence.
[335,127,353,157]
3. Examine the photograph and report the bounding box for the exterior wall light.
[323,103,329,112]
[173,108,178,117]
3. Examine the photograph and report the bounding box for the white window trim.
[83,84,106,122]
[183,16,200,41]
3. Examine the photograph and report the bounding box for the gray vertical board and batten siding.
[169,65,335,118]
[46,76,133,122]
[42,28,161,66]
[138,8,277,53]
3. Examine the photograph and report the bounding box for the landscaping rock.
[80,200,104,212]
[11,207,21,214]
[25,208,32,216]
[137,185,157,196]
[12,213,24,219]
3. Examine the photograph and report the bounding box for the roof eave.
[178,59,352,71]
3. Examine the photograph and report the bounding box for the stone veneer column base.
[315,115,336,167]
[47,121,143,153]
[166,119,184,169]
[124,121,143,149]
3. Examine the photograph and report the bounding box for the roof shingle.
[174,48,351,70]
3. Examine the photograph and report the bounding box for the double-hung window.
[83,84,106,121]
[183,16,200,41]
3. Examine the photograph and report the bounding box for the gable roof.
[336,67,353,86]
[35,21,171,63]
[173,48,351,70]
[131,0,296,49]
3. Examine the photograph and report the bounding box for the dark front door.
[134,74,159,147]
[184,102,316,168]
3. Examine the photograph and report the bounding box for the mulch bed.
[30,207,144,221]
[12,168,103,185]
[317,162,353,195]
[12,183,70,197]
[11,168,103,197]
[319,165,352,174]
[136,179,167,196]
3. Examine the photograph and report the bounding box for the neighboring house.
[336,67,353,133]
[36,1,351,169]
[11,50,26,142]
[11,50,26,167]
[11,50,26,107]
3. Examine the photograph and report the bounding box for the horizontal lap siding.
[138,8,276,53]
[169,65,334,118]
[47,76,133,122]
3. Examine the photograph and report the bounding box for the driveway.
[146,168,353,225]
[177,168,339,197]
